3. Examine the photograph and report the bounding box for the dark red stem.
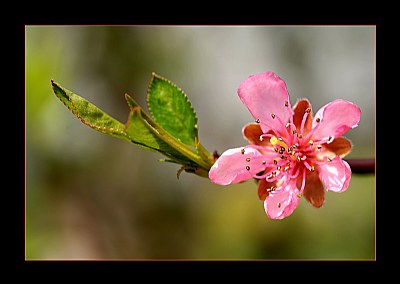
[345,158,375,174]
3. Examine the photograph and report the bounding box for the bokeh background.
[26,25,375,260]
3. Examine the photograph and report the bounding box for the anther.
[241,149,245,155]
[246,157,251,162]
[297,156,301,162]
[256,119,260,123]
[271,113,276,119]
[280,146,285,152]
[286,123,290,128]
[277,166,281,171]
[305,108,311,113]
[297,133,303,139]
[277,202,281,208]
[267,186,276,193]
[311,166,315,172]
[296,193,302,198]
[308,140,314,146]
[246,166,250,171]
[317,145,322,150]
[285,101,289,107]
[273,160,278,165]
[262,160,266,165]
[316,117,320,123]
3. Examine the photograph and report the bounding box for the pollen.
[270,136,289,149]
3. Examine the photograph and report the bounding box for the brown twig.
[345,158,375,174]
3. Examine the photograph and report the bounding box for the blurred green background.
[26,26,375,260]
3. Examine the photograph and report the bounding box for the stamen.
[315,117,320,123]
[246,166,250,171]
[277,202,281,208]
[246,157,251,162]
[303,160,313,171]
[260,133,274,140]
[299,169,307,193]
[256,119,260,123]
[244,144,281,154]
[291,166,301,179]
[271,113,276,119]
[241,149,245,155]
[300,109,311,135]
[285,101,289,107]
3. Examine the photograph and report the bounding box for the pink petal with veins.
[317,156,352,193]
[209,147,266,185]
[264,180,300,219]
[238,72,293,133]
[312,99,361,141]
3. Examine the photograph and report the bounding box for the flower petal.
[301,171,325,208]
[208,147,266,185]
[320,137,353,159]
[292,98,313,135]
[264,180,300,219]
[312,99,362,141]
[257,177,277,200]
[238,72,292,134]
[317,157,352,193]
[242,123,272,147]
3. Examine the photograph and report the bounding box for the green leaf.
[51,79,215,177]
[147,73,198,147]
[51,80,131,142]
[125,93,211,170]
[124,94,196,165]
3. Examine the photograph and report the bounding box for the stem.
[344,158,375,174]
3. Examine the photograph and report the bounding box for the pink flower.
[209,72,362,219]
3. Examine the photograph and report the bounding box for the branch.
[345,158,375,174]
